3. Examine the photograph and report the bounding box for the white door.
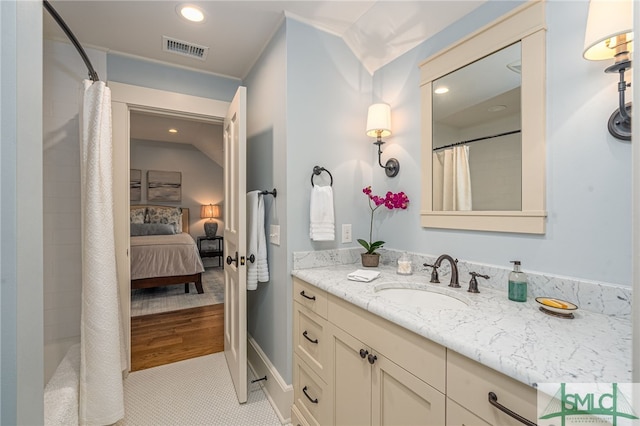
[223,86,248,403]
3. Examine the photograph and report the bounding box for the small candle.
[397,260,412,275]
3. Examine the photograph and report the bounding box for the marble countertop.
[292,264,632,389]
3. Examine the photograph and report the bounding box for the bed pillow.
[130,207,146,224]
[146,206,182,233]
[130,223,177,236]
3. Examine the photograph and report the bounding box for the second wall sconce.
[583,0,633,141]
[366,103,400,177]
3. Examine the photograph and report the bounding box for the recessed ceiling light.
[169,128,178,133]
[434,87,449,94]
[487,105,507,112]
[178,4,205,23]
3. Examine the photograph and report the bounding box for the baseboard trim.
[247,335,293,424]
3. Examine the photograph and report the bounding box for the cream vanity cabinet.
[292,278,446,425]
[292,277,538,426]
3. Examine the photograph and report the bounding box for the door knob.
[226,252,238,266]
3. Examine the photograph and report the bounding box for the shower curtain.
[79,80,125,425]
[433,145,472,211]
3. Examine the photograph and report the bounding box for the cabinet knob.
[359,349,369,359]
[367,353,377,365]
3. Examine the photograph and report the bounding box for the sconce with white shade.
[366,103,400,177]
[583,0,633,140]
[200,204,220,237]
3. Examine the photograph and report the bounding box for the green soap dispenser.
[508,260,528,302]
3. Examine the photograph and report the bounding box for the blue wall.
[107,53,240,101]
[369,1,631,286]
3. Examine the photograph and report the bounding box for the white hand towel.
[256,194,269,283]
[247,191,269,290]
[347,269,381,282]
[309,185,335,241]
[247,191,260,290]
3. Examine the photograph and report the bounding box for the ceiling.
[43,0,486,79]
[43,1,486,164]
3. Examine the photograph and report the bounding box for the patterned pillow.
[130,223,176,236]
[147,206,182,233]
[130,207,146,224]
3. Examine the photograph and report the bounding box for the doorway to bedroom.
[128,111,226,371]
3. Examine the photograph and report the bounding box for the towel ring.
[311,166,333,187]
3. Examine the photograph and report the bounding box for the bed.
[130,205,205,294]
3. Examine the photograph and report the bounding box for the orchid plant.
[358,186,410,255]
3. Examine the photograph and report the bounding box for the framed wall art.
[147,170,182,202]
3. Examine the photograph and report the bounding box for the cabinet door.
[329,324,372,426]
[372,353,446,426]
[446,398,491,426]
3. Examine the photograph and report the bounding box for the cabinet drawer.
[293,278,328,319]
[293,354,331,426]
[294,302,328,380]
[447,350,537,426]
[446,398,491,426]
[291,404,310,426]
[328,294,446,392]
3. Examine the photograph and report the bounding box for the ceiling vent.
[162,36,209,61]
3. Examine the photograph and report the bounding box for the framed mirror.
[420,1,547,234]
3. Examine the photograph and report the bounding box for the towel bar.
[311,166,333,187]
[259,189,277,197]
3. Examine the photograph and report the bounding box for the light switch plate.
[270,224,280,246]
[342,224,352,243]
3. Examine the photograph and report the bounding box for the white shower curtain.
[433,145,472,211]
[79,80,125,425]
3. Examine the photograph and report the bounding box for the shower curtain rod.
[43,0,99,82]
[432,129,521,152]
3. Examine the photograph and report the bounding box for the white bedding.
[130,233,204,280]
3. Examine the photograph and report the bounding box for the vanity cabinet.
[447,350,537,426]
[292,277,536,426]
[292,277,446,426]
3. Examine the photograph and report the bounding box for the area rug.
[131,268,224,317]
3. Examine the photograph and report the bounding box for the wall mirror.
[420,1,547,234]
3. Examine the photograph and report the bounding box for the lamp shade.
[583,0,633,60]
[200,204,220,219]
[366,103,392,138]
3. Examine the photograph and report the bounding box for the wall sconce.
[583,0,633,141]
[200,203,220,237]
[366,103,399,177]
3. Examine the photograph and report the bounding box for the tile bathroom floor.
[117,352,283,425]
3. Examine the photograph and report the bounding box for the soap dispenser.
[508,260,528,302]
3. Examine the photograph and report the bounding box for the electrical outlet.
[269,224,280,246]
[342,224,352,243]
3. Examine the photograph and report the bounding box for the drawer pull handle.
[300,290,316,301]
[367,353,377,365]
[488,392,536,426]
[302,386,319,404]
[302,330,318,344]
[359,349,369,359]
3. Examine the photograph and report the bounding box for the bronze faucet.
[423,254,460,288]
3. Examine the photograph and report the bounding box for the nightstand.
[197,235,223,267]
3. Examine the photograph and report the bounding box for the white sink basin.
[374,284,468,310]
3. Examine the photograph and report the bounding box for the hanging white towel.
[247,191,269,290]
[309,185,335,241]
[79,80,125,425]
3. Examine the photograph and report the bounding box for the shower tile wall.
[43,40,107,383]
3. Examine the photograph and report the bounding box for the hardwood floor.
[131,303,224,371]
